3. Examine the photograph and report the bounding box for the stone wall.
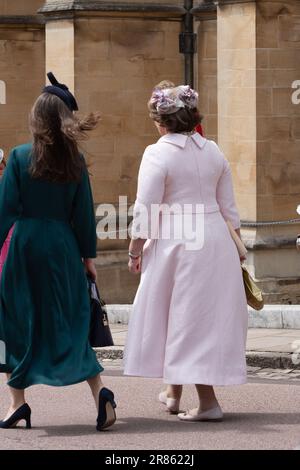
[196,18,218,141]
[74,17,183,207]
[256,0,300,222]
[254,0,300,300]
[0,0,43,16]
[216,0,300,303]
[0,1,45,159]
[214,0,300,224]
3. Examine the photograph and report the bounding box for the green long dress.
[0,143,103,389]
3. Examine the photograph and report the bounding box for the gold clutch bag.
[226,220,264,311]
[242,266,264,310]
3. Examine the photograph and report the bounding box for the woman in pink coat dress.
[124,85,248,422]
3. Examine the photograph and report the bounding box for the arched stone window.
[0,80,6,104]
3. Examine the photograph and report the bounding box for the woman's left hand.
[128,256,142,274]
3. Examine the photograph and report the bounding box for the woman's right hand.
[84,258,97,281]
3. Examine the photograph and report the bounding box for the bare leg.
[158,384,182,413]
[3,373,26,421]
[195,384,219,411]
[167,385,183,401]
[87,373,104,410]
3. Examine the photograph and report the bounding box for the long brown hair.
[29,93,100,183]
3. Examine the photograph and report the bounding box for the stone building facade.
[0,0,300,303]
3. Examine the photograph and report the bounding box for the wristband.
[128,251,142,259]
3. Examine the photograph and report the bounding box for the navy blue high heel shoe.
[0,403,31,429]
[97,387,116,431]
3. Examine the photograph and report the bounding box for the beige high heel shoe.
[158,391,180,414]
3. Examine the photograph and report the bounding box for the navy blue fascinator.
[43,72,78,111]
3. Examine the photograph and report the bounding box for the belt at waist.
[158,204,220,214]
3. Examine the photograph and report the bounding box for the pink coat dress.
[124,132,248,385]
[0,227,13,277]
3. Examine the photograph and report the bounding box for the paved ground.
[1,369,300,450]
[1,327,300,450]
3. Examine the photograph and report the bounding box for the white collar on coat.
[158,132,207,149]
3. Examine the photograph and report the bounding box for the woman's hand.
[84,258,97,281]
[128,238,146,274]
[128,256,142,274]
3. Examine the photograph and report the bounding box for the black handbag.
[87,275,114,347]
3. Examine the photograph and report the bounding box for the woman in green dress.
[0,75,117,431]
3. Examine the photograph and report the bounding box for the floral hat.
[149,85,198,115]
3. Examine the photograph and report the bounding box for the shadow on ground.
[38,412,300,437]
